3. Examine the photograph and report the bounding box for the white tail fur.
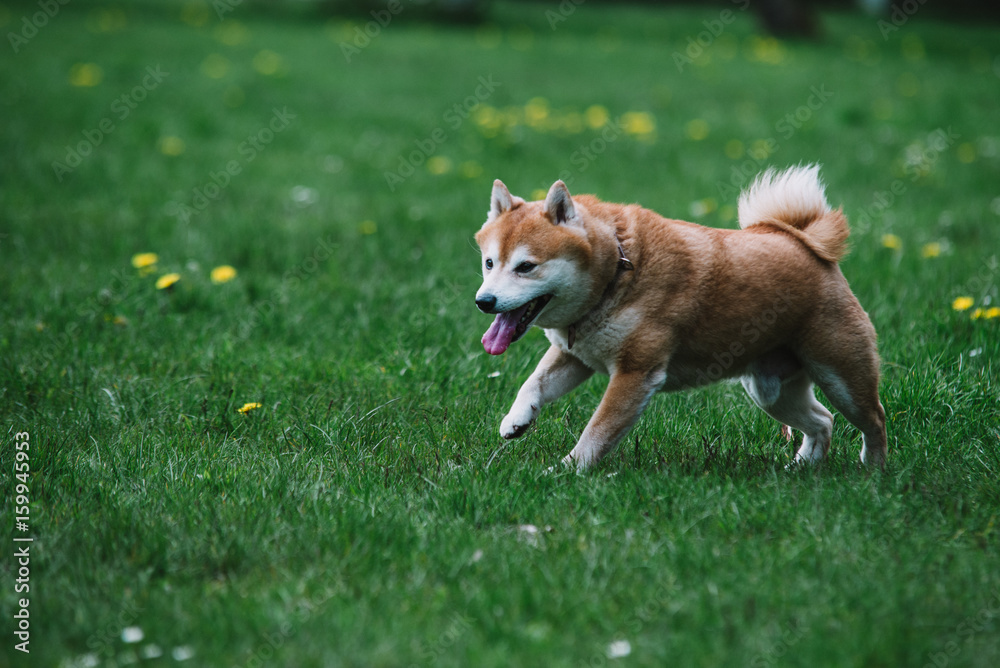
[738,164,830,230]
[737,164,849,263]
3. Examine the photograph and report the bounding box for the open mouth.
[481,295,553,355]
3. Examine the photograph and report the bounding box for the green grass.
[2,1,999,666]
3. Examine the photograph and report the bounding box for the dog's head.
[474,179,595,355]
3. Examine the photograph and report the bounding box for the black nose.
[476,295,497,313]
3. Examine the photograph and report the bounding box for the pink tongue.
[482,304,529,355]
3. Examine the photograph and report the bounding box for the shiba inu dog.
[474,165,887,470]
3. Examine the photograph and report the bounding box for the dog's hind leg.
[806,360,887,468]
[742,352,834,464]
[798,308,888,467]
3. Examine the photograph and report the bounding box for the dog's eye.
[514,261,536,274]
[485,258,493,270]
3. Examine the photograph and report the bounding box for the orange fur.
[475,168,887,469]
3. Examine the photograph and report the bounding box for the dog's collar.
[616,238,634,272]
[568,235,633,349]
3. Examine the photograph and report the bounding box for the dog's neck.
[566,224,634,349]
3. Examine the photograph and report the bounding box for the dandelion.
[584,105,609,129]
[426,156,453,175]
[921,242,942,258]
[237,402,262,414]
[180,0,209,27]
[956,143,976,164]
[210,265,237,284]
[685,118,710,141]
[69,63,103,87]
[622,111,656,137]
[971,308,985,320]
[985,307,1000,319]
[213,21,250,46]
[159,136,185,157]
[252,50,284,76]
[155,273,181,290]
[881,234,902,250]
[200,54,230,79]
[132,252,159,269]
[952,296,974,311]
[460,161,483,179]
[724,139,745,160]
[524,97,550,129]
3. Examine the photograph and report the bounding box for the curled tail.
[737,164,849,263]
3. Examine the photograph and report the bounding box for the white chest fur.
[543,304,642,376]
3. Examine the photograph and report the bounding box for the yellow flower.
[881,234,902,250]
[921,242,941,258]
[685,118,710,141]
[213,20,250,46]
[252,50,284,76]
[460,161,483,179]
[524,97,550,128]
[725,139,745,160]
[952,296,974,311]
[530,188,548,201]
[132,252,159,269]
[69,63,103,87]
[971,308,985,320]
[159,136,185,156]
[237,402,262,414]
[200,54,230,80]
[426,156,452,175]
[156,273,181,290]
[584,105,609,129]
[622,111,656,137]
[210,265,237,284]
[985,307,1000,319]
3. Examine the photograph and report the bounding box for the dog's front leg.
[501,345,594,439]
[564,368,667,469]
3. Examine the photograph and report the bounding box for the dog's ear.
[544,180,578,226]
[488,180,524,221]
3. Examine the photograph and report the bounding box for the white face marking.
[475,237,592,327]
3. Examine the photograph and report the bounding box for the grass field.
[2,0,999,665]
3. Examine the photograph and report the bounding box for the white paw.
[500,402,538,439]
